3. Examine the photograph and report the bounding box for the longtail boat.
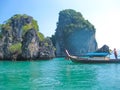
[65,50,120,64]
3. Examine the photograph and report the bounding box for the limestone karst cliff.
[54,9,98,56]
[0,14,55,60]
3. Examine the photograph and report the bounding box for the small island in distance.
[0,9,104,61]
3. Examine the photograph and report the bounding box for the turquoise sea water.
[0,58,120,90]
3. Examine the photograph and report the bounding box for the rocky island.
[0,14,55,60]
[53,9,98,57]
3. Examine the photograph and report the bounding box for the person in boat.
[113,48,118,59]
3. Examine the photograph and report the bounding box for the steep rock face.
[38,38,55,59]
[96,45,110,53]
[22,29,55,60]
[66,29,97,55]
[10,14,33,43]
[0,14,55,60]
[55,9,98,56]
[0,14,34,60]
[22,29,40,60]
[2,29,12,59]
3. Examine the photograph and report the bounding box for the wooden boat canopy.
[85,52,109,57]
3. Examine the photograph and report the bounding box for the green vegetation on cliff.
[22,20,39,35]
[1,14,44,41]
[8,43,22,53]
[1,23,12,31]
[37,32,44,41]
[56,9,95,37]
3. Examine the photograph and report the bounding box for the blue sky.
[0,0,120,49]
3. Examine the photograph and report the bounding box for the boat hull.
[69,56,120,64]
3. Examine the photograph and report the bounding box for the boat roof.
[85,52,109,57]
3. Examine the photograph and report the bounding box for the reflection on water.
[0,58,120,90]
